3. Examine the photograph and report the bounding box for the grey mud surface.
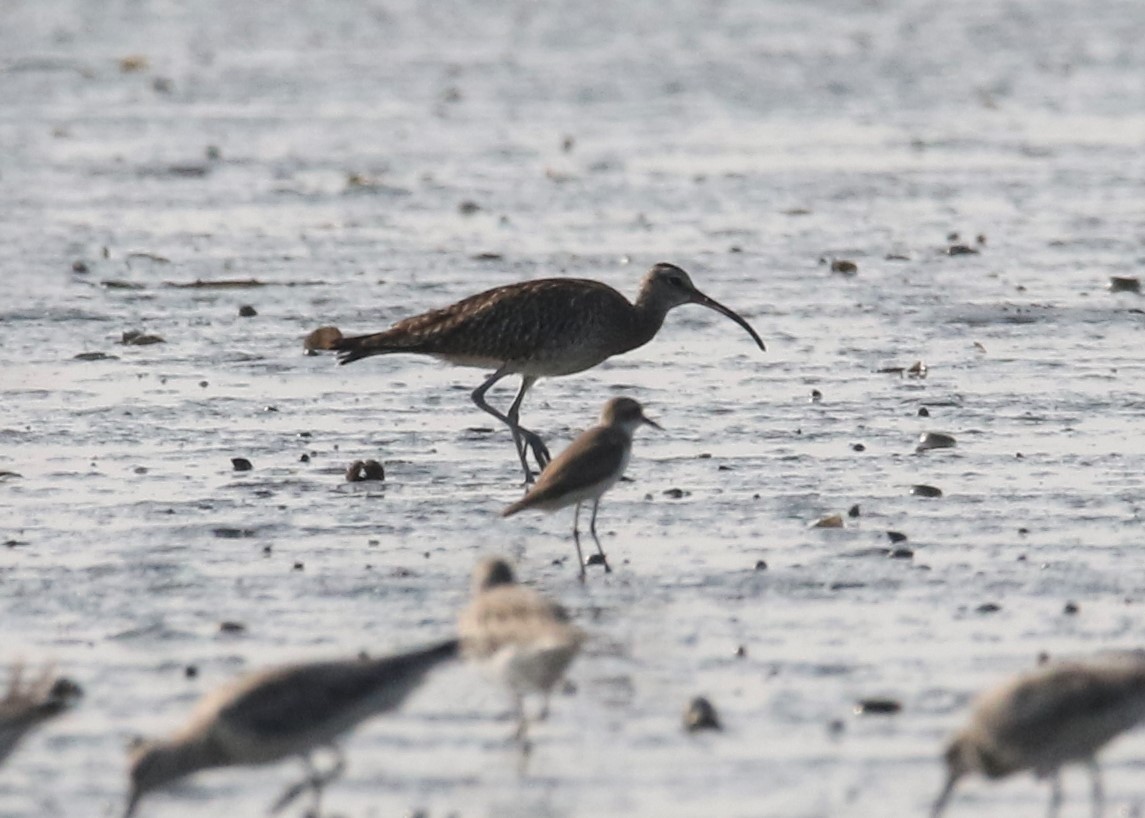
[3,1,1145,816]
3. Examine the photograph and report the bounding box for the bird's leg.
[1088,758,1104,818]
[1047,771,1063,818]
[270,748,346,817]
[539,691,551,721]
[471,369,534,483]
[572,502,587,581]
[588,498,612,573]
[506,375,551,474]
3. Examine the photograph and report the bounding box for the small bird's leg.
[588,498,612,573]
[571,502,587,581]
[506,375,551,473]
[539,691,551,721]
[511,695,529,743]
[1088,758,1104,818]
[1047,771,1063,818]
[270,747,346,816]
[471,369,534,483]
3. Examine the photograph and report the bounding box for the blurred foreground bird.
[0,664,82,768]
[933,652,1145,818]
[331,262,763,483]
[458,557,585,746]
[125,639,458,817]
[501,396,658,578]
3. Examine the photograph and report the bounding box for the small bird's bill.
[641,413,663,430]
[693,292,766,351]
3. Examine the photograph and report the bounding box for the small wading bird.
[124,639,458,817]
[331,262,764,483]
[501,396,658,578]
[933,652,1145,818]
[458,557,584,746]
[0,665,82,768]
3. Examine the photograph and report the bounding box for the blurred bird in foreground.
[0,664,82,768]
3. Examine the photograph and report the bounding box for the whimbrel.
[125,639,458,817]
[332,262,763,482]
[0,664,82,768]
[933,652,1145,817]
[501,396,658,578]
[458,557,585,744]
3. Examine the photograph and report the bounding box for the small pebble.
[1018,527,1030,535]
[830,259,858,275]
[976,602,1002,614]
[662,488,689,499]
[887,531,907,543]
[916,432,956,452]
[1108,276,1140,294]
[851,443,865,452]
[811,513,844,528]
[300,453,310,463]
[827,719,846,737]
[184,665,198,679]
[754,560,768,571]
[683,696,721,732]
[458,200,481,215]
[1037,651,1051,665]
[734,645,747,658]
[218,621,246,634]
[585,553,607,567]
[910,484,943,498]
[918,407,930,417]
[889,548,914,559]
[231,457,253,471]
[1063,601,1079,615]
[121,330,165,346]
[238,305,258,317]
[304,326,343,352]
[262,545,272,555]
[292,562,304,571]
[847,504,861,518]
[72,260,89,273]
[346,459,385,482]
[810,389,823,403]
[945,244,979,256]
[854,698,902,715]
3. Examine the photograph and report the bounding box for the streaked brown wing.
[523,426,627,505]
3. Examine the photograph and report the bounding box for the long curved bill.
[691,291,766,351]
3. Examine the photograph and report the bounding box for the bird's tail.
[333,331,406,365]
[501,497,532,518]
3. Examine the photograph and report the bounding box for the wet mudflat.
[3,0,1145,815]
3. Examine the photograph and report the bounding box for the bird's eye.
[669,276,683,286]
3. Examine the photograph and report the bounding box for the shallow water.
[3,0,1145,815]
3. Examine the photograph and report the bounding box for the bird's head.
[637,263,765,351]
[600,396,661,434]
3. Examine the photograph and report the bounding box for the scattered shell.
[886,531,908,543]
[683,696,721,732]
[71,260,89,273]
[292,561,304,571]
[811,513,844,529]
[119,54,149,72]
[847,504,861,518]
[662,488,689,499]
[231,457,253,472]
[945,244,979,256]
[212,527,255,539]
[910,484,943,498]
[238,305,258,317]
[830,259,858,276]
[121,330,165,346]
[1108,276,1141,294]
[184,665,198,678]
[74,351,118,361]
[851,443,865,452]
[0,471,24,479]
[976,602,1002,614]
[854,698,902,715]
[973,341,987,353]
[734,645,747,658]
[218,621,246,633]
[889,548,914,559]
[1063,601,1079,615]
[346,459,385,482]
[586,553,607,566]
[917,407,930,417]
[916,432,956,452]
[304,326,343,351]
[458,200,481,215]
[754,560,768,571]
[907,360,927,378]
[810,388,823,403]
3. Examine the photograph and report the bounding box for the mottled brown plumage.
[934,652,1145,818]
[458,558,585,742]
[502,397,659,578]
[332,263,763,482]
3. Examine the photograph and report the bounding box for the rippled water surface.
[3,0,1145,815]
